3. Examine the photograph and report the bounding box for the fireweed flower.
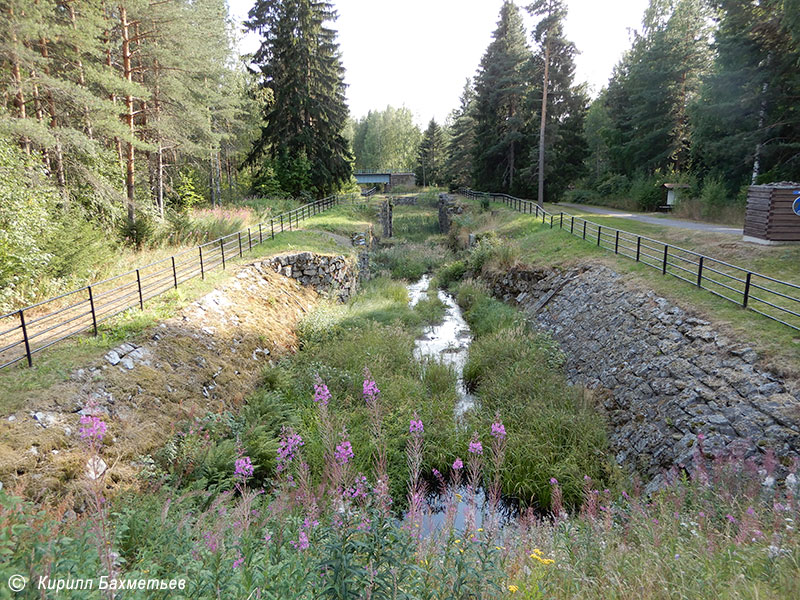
[313,375,331,406]
[362,369,380,404]
[79,415,107,441]
[277,428,304,473]
[232,556,244,569]
[491,421,506,439]
[409,415,424,435]
[335,439,354,465]
[468,437,483,455]
[453,458,464,470]
[291,530,310,551]
[234,456,254,480]
[550,478,558,485]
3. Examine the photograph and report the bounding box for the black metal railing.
[0,193,357,370]
[461,189,800,332]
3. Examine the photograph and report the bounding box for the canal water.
[407,275,519,531]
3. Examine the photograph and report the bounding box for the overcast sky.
[227,0,649,126]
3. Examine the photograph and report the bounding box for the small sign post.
[793,191,800,217]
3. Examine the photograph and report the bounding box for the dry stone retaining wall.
[263,252,358,302]
[487,265,800,491]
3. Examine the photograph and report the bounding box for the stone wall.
[486,265,800,491]
[263,252,358,302]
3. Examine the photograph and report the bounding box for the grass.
[0,230,352,415]
[454,195,800,373]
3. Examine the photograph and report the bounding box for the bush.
[563,188,599,204]
[0,140,60,311]
[628,174,663,211]
[435,260,467,290]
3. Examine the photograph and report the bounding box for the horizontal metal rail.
[0,193,358,370]
[461,188,800,332]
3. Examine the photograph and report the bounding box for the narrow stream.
[409,275,475,420]
[407,275,518,532]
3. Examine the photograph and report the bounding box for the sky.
[227,0,650,126]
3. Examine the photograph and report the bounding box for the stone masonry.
[264,252,358,302]
[487,264,800,491]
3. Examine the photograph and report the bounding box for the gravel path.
[558,203,742,234]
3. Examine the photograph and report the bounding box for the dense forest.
[2,0,800,311]
[352,0,799,212]
[0,0,354,311]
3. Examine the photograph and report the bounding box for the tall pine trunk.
[8,6,31,154]
[120,4,136,224]
[537,38,550,208]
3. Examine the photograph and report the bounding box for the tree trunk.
[120,4,136,224]
[38,36,66,192]
[67,1,94,139]
[103,3,124,171]
[751,81,769,185]
[537,38,550,208]
[8,6,30,154]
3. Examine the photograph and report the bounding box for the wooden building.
[744,183,800,244]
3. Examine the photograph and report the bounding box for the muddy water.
[408,275,476,420]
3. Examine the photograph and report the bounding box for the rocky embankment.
[0,253,358,498]
[487,265,800,490]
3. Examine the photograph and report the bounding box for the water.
[407,275,519,533]
[408,275,476,419]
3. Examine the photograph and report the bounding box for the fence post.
[88,286,98,336]
[743,272,752,308]
[571,216,575,234]
[662,245,669,275]
[220,239,226,270]
[289,212,292,231]
[535,205,539,218]
[199,246,205,279]
[597,225,602,246]
[280,215,284,232]
[560,213,564,229]
[550,215,554,228]
[238,232,243,257]
[172,256,178,288]
[583,221,587,239]
[697,256,704,287]
[259,223,263,244]
[615,231,620,254]
[136,269,144,309]
[636,237,641,262]
[271,220,275,239]
[248,228,252,252]
[19,309,32,367]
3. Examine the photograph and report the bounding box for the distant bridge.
[354,171,415,188]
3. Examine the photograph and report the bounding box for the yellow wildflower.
[508,585,519,593]
[454,539,461,544]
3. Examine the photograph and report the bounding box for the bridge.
[354,171,416,189]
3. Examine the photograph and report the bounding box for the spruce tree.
[246,0,352,197]
[692,0,800,187]
[445,79,477,189]
[604,0,711,178]
[473,1,531,192]
[415,119,446,187]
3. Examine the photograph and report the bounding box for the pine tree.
[445,79,477,189]
[473,1,531,192]
[525,0,588,204]
[415,119,446,187]
[246,0,353,197]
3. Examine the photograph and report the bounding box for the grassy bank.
[452,195,800,373]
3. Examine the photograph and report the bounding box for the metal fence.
[461,189,800,332]
[0,193,358,370]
